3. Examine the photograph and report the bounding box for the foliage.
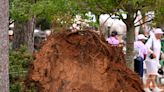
[10,0,33,22]
[153,0,164,27]
[9,45,34,92]
[35,17,51,30]
[10,0,79,24]
[10,0,164,27]
[76,0,164,25]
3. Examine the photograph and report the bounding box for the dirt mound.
[27,30,143,92]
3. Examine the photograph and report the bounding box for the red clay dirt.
[27,30,144,92]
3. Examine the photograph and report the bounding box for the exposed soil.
[27,30,144,92]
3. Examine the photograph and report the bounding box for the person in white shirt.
[134,11,143,41]
[144,28,164,92]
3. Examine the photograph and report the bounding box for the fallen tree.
[27,30,143,92]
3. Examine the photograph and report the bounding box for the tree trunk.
[126,25,135,71]
[13,17,35,53]
[124,15,135,71]
[0,0,9,91]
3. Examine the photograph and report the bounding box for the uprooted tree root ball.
[27,30,144,92]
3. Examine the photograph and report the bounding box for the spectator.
[144,28,164,92]
[106,31,119,46]
[9,30,14,50]
[134,11,143,41]
[134,34,148,79]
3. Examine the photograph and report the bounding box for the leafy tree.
[0,0,9,91]
[10,0,79,53]
[75,0,164,70]
[10,0,36,53]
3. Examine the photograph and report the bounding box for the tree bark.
[13,17,35,53]
[126,25,135,71]
[0,0,9,91]
[124,15,135,71]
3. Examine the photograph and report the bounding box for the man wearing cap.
[144,28,164,92]
[134,34,148,79]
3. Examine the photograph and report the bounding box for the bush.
[9,45,34,92]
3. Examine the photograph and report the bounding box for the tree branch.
[133,10,139,22]
[134,13,153,25]
[99,15,112,37]
[134,19,153,27]
[95,2,112,14]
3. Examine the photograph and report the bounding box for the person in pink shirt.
[134,34,148,79]
[106,31,119,46]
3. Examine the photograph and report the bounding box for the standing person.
[134,10,143,41]
[106,30,119,46]
[143,12,155,37]
[9,30,14,50]
[134,34,148,79]
[144,28,164,92]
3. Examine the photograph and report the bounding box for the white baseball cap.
[137,34,148,40]
[154,28,164,34]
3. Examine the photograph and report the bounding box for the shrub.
[9,45,34,92]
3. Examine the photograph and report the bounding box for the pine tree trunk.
[0,0,9,91]
[13,17,35,53]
